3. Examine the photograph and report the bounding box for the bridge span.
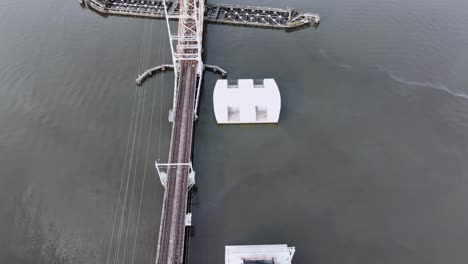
[153,0,203,262]
[155,61,197,264]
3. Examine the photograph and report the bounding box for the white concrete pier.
[225,245,296,264]
[213,79,281,124]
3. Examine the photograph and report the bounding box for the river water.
[1,0,468,263]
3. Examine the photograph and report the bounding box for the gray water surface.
[1,0,468,263]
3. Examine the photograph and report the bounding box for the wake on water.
[376,65,468,101]
[317,49,468,102]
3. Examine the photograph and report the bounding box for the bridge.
[155,61,198,264]
[82,0,318,263]
[86,0,319,29]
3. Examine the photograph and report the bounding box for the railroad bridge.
[86,0,320,29]
[83,0,319,263]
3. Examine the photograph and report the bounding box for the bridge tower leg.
[161,0,205,117]
[155,162,196,189]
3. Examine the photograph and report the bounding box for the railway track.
[154,0,200,261]
[155,61,197,264]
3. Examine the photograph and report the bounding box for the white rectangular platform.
[225,244,295,264]
[213,79,281,124]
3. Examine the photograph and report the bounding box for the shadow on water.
[2,188,91,264]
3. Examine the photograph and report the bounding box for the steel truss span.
[86,0,320,29]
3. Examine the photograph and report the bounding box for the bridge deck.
[155,61,197,264]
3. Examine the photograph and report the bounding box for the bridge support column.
[185,213,192,226]
[188,169,195,189]
[155,162,196,189]
[158,171,168,189]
